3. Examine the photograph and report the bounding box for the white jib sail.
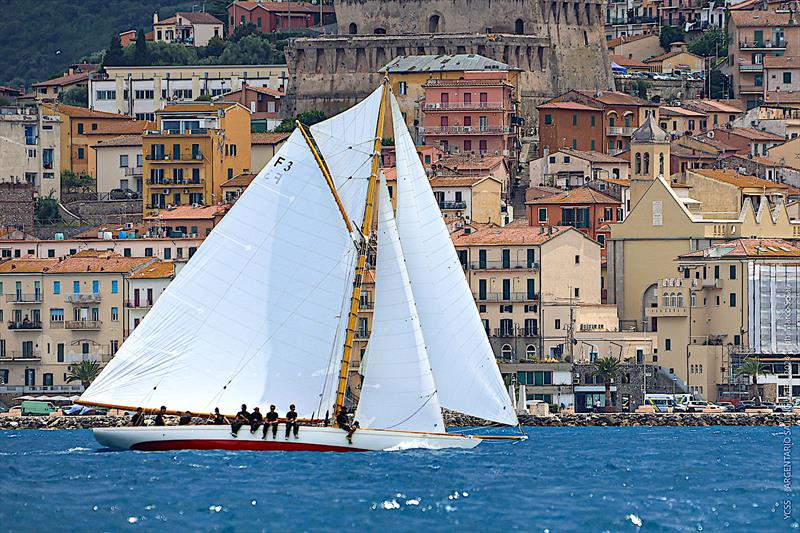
[81,129,361,418]
[354,175,445,433]
[390,94,518,426]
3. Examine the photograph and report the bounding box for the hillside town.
[3,0,800,417]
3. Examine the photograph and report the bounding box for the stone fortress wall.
[286,0,615,121]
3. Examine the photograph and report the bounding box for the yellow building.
[658,106,707,136]
[142,102,251,216]
[643,44,704,74]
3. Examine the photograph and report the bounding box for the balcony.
[358,300,374,310]
[438,201,467,210]
[8,320,42,331]
[67,352,112,364]
[145,151,205,162]
[0,384,83,393]
[0,350,42,361]
[645,307,689,317]
[739,63,764,73]
[607,126,637,136]
[738,85,764,94]
[65,293,101,304]
[5,293,42,303]
[702,279,722,289]
[419,125,511,135]
[64,320,102,330]
[478,292,537,302]
[145,128,209,137]
[124,300,153,309]
[465,260,539,270]
[146,178,204,186]
[422,101,505,111]
[354,330,371,340]
[124,166,143,177]
[492,325,538,338]
[739,40,787,51]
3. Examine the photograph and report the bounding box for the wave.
[382,439,441,451]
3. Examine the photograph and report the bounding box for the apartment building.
[681,100,745,128]
[142,102,251,215]
[31,64,97,101]
[251,132,289,172]
[604,0,659,40]
[606,33,663,62]
[215,84,285,131]
[0,106,61,197]
[144,205,229,238]
[643,42,704,74]
[729,9,800,108]
[529,148,630,189]
[227,1,334,35]
[125,261,174,339]
[152,12,224,46]
[763,55,800,105]
[0,252,157,390]
[89,65,288,120]
[419,71,519,160]
[652,239,800,402]
[0,235,204,262]
[92,135,143,194]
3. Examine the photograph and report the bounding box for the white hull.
[92,425,482,452]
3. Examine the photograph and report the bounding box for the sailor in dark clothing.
[154,406,167,426]
[285,404,299,439]
[210,407,226,425]
[262,405,279,440]
[129,407,145,427]
[336,408,359,444]
[249,407,264,434]
[230,404,250,437]
[179,411,193,425]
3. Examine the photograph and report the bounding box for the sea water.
[0,427,793,532]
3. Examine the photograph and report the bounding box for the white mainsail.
[390,94,518,426]
[81,129,363,418]
[354,176,445,433]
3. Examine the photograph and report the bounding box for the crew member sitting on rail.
[262,405,279,440]
[210,407,226,425]
[129,407,145,426]
[179,411,193,425]
[336,408,359,444]
[285,404,299,439]
[230,404,250,437]
[154,406,167,426]
[249,406,264,434]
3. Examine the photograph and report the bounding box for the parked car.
[682,400,713,412]
[774,402,795,413]
[110,188,139,200]
[20,400,57,416]
[717,402,736,412]
[734,401,757,412]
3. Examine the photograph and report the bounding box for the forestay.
[390,94,518,426]
[354,176,444,433]
[81,130,359,418]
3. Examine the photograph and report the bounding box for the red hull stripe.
[130,439,367,453]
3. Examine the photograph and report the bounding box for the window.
[527,278,535,299]
[665,338,671,351]
[563,156,571,164]
[111,280,118,294]
[399,81,407,95]
[635,153,641,174]
[571,138,577,149]
[572,114,577,126]
[714,265,720,279]
[50,308,64,322]
[590,115,596,127]
[544,114,552,125]
[575,255,580,264]
[574,287,580,298]
[119,154,129,168]
[95,90,115,100]
[53,281,60,294]
[597,234,605,247]
[111,307,119,321]
[73,281,80,294]
[92,280,99,294]
[784,72,792,84]
[57,343,65,363]
[501,344,513,360]
[591,139,596,151]
[145,247,153,257]
[77,147,85,160]
[555,318,561,330]
[77,123,84,134]
[730,293,737,307]
[729,265,736,279]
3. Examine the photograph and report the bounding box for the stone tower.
[630,116,671,207]
[286,0,614,121]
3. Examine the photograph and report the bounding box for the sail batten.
[390,94,518,426]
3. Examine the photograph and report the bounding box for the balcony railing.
[6,293,42,303]
[464,260,540,270]
[0,385,83,393]
[145,128,209,137]
[739,40,787,50]
[478,292,538,302]
[354,330,371,340]
[645,307,689,317]
[607,126,637,136]
[64,320,102,330]
[739,63,764,73]
[492,326,539,338]
[146,178,203,186]
[419,125,511,135]
[0,350,42,361]
[8,320,42,330]
[737,84,764,94]
[124,166,143,176]
[422,101,505,111]
[438,201,467,210]
[702,279,722,289]
[67,352,113,364]
[358,300,374,310]
[65,293,101,304]
[145,151,205,161]
[124,300,153,309]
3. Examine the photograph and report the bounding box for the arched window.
[635,153,642,174]
[348,22,358,34]
[677,292,683,307]
[663,292,669,307]
[659,152,665,175]
[699,364,703,373]
[374,27,386,34]
[515,18,525,34]
[670,293,676,307]
[501,344,513,361]
[428,14,441,33]
[526,344,536,359]
[644,152,651,174]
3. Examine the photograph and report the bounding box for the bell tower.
[630,116,670,207]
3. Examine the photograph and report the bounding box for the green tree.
[61,169,94,193]
[202,36,226,59]
[659,25,686,51]
[212,34,278,65]
[230,22,260,43]
[66,359,102,389]
[34,191,62,224]
[273,110,326,132]
[735,357,767,404]
[206,0,231,34]
[629,79,651,100]
[709,68,730,99]
[195,93,212,102]
[688,28,728,58]
[133,28,151,66]
[593,356,622,409]
[58,85,88,107]
[103,33,125,67]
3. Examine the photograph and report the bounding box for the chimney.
[153,12,159,25]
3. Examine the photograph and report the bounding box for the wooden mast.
[332,80,390,419]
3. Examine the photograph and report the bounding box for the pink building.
[420,72,518,161]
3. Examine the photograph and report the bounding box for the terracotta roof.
[609,54,650,68]
[129,261,175,279]
[175,11,223,25]
[153,15,178,26]
[430,175,497,187]
[85,121,152,136]
[730,11,793,27]
[763,55,800,69]
[422,78,513,88]
[558,149,629,164]
[232,1,333,14]
[93,134,143,148]
[47,254,152,274]
[644,50,702,63]
[601,177,631,187]
[383,167,397,181]
[451,221,569,246]
[692,168,789,189]
[669,144,717,159]
[0,258,59,273]
[680,239,800,259]
[158,102,240,114]
[251,132,290,145]
[539,101,599,112]
[222,172,256,188]
[439,154,506,172]
[248,85,285,98]
[46,103,133,120]
[526,186,620,205]
[524,186,563,203]
[659,106,706,117]
[32,71,89,88]
[607,33,656,48]
[147,204,229,220]
[574,90,654,107]
[682,100,744,114]
[726,127,784,142]
[74,223,149,238]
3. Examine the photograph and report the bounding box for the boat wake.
[382,439,441,452]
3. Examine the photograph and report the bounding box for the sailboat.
[78,82,522,452]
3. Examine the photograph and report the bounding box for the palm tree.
[593,356,622,410]
[735,357,766,405]
[66,360,102,389]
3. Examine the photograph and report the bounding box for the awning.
[611,62,627,74]
[15,395,35,400]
